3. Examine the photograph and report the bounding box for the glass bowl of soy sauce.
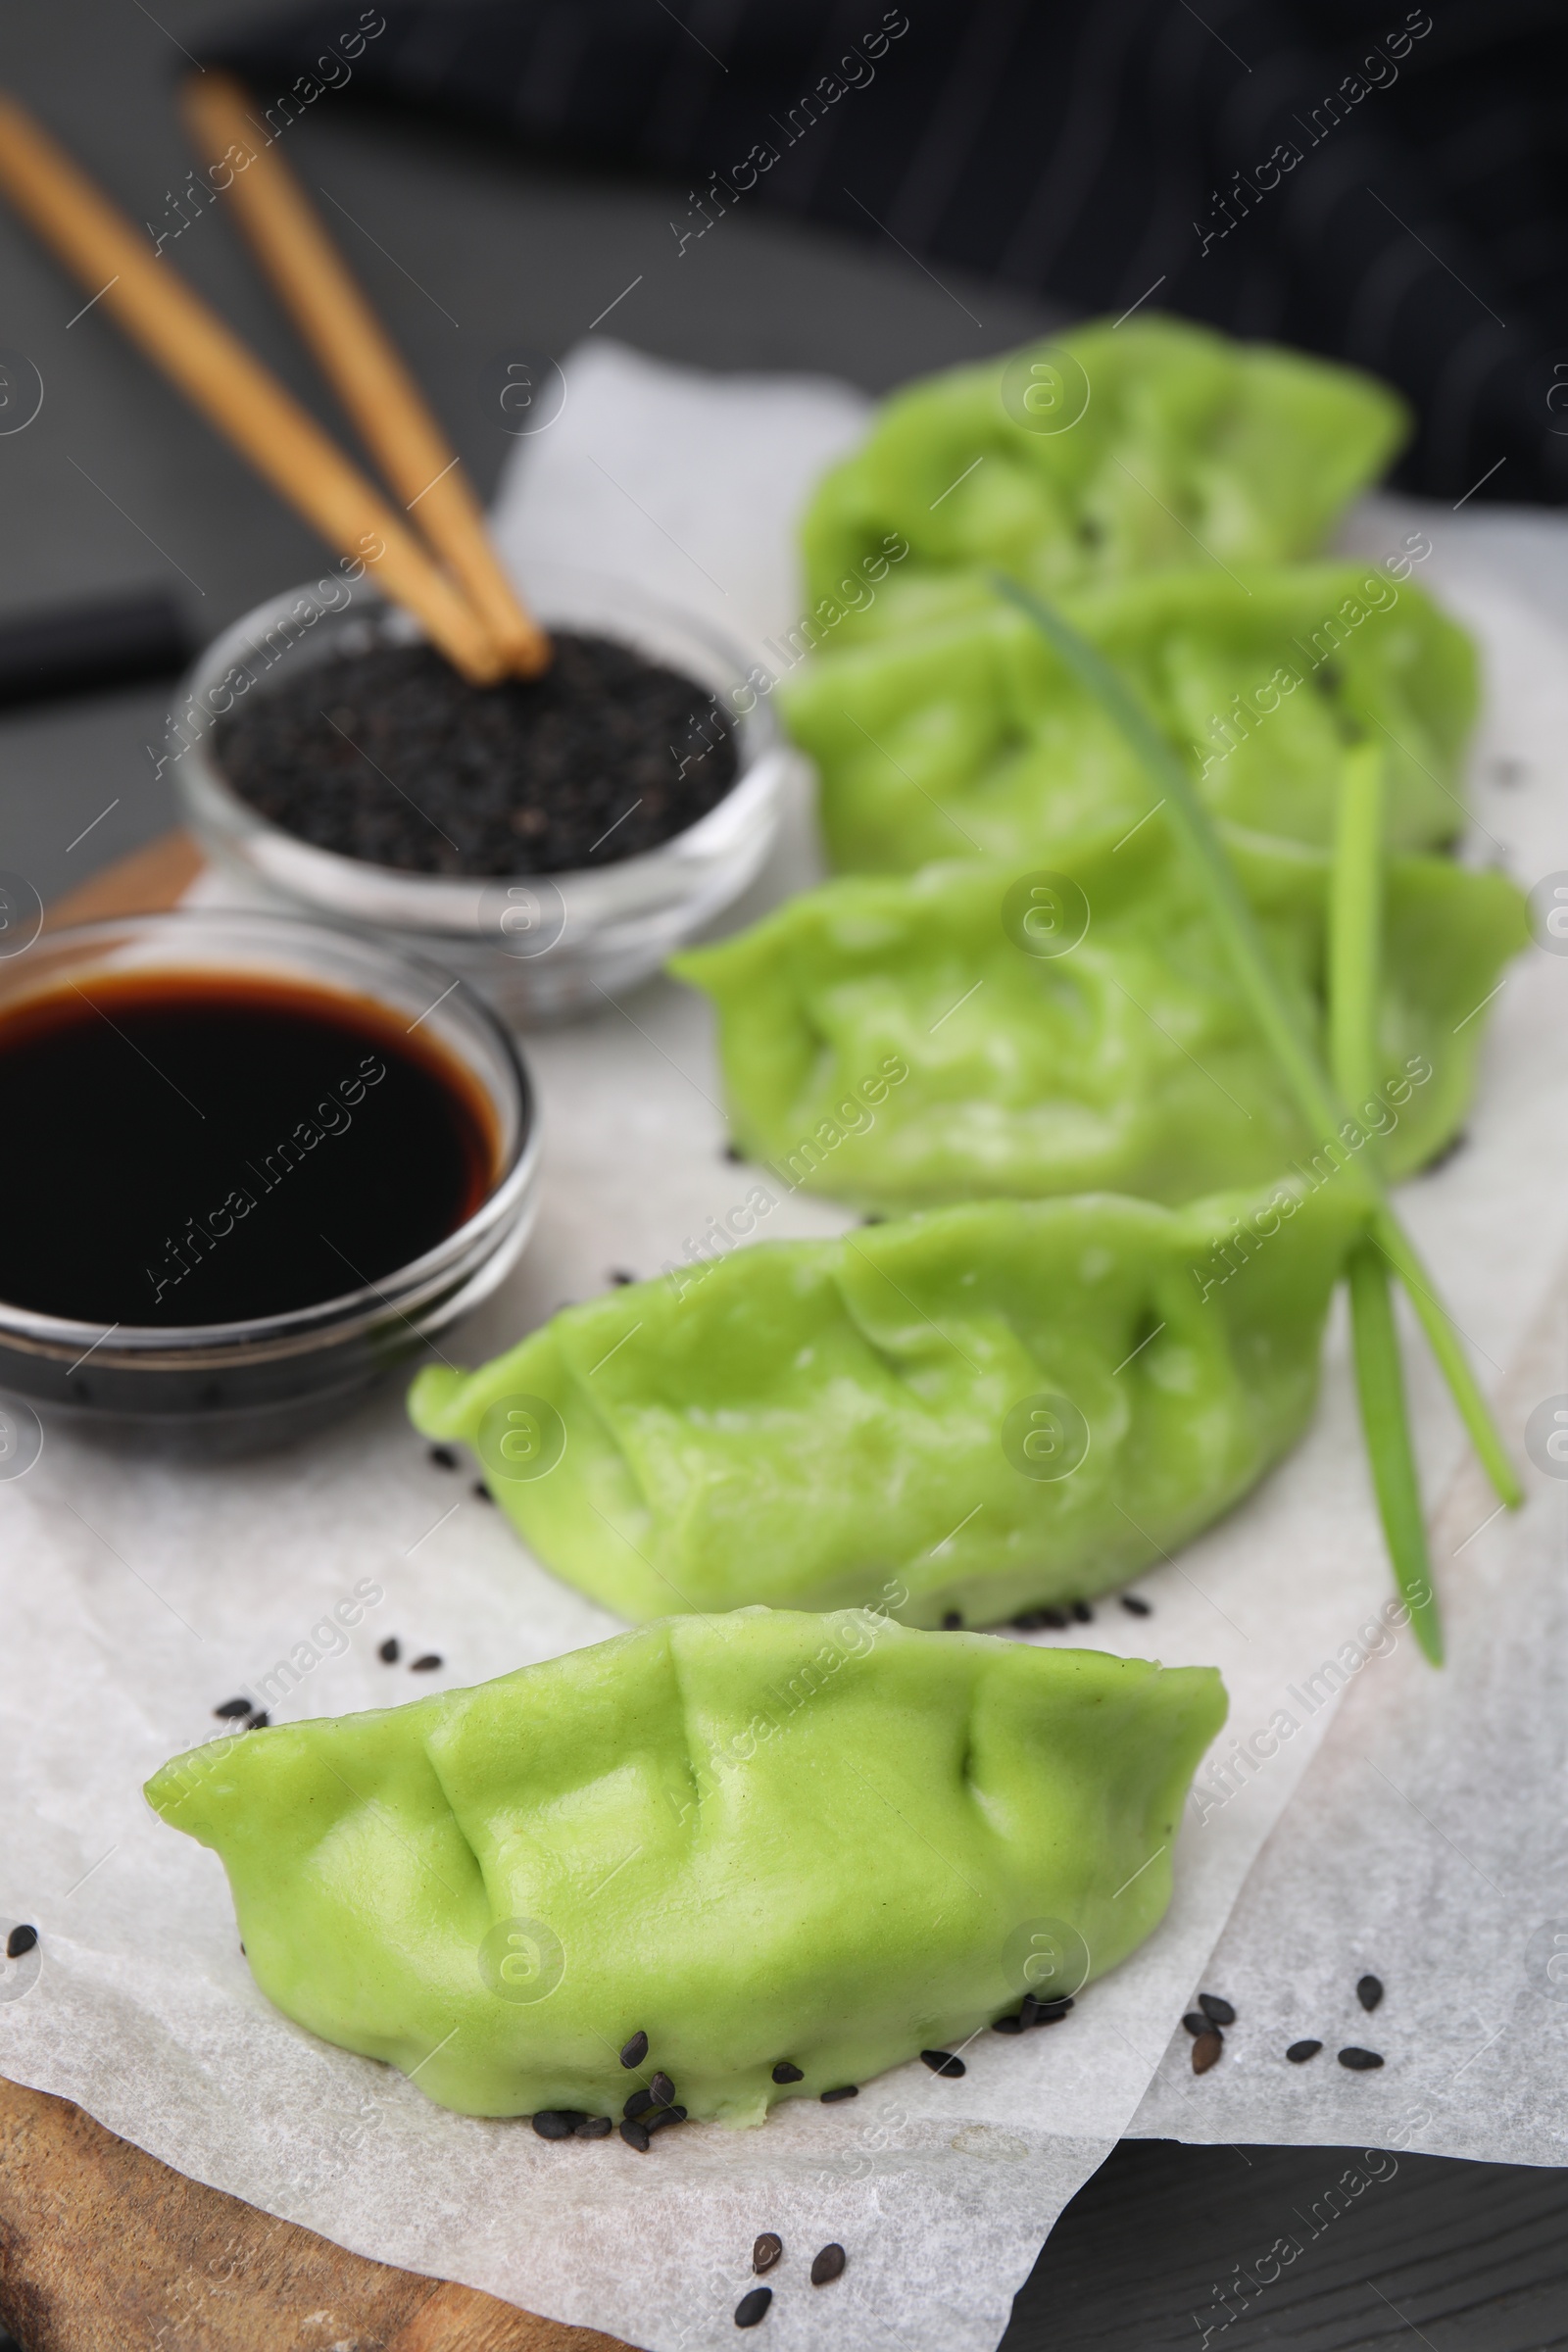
[172,564,795,1025]
[0,910,538,1455]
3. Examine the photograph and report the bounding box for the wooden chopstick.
[181,74,550,679]
[0,92,507,686]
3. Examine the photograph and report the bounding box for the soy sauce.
[0,972,497,1326]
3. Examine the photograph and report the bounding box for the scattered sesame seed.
[921,2050,965,2077]
[619,2118,651,2151]
[1287,2039,1323,2063]
[649,2071,675,2107]
[1192,2031,1224,2075]
[472,1482,494,1504]
[623,2088,655,2119]
[1198,1993,1235,2026]
[1338,2046,1384,2071]
[723,1144,744,1164]
[941,1611,963,1630]
[575,2116,613,2137]
[820,2084,858,2102]
[646,2104,687,2132]
[1039,1607,1069,1629]
[619,2031,649,2069]
[531,2111,582,2140]
[213,1697,252,1720]
[1070,1600,1093,1623]
[1120,1594,1152,1616]
[992,2014,1024,2034]
[734,2286,771,2328]
[771,2061,804,2083]
[810,2243,847,2286]
[1357,1974,1384,2013]
[428,1446,458,1471]
[245,1711,269,1730]
[1020,1992,1071,2026]
[1182,2011,1208,2036]
[610,1270,636,1286]
[378,1638,401,1664]
[410,1653,442,1672]
[754,2232,783,2275]
[1011,1610,1048,1630]
[6,1926,37,1960]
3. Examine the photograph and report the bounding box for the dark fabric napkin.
[206,0,1568,505]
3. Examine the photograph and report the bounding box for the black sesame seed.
[920,2050,965,2077]
[428,1446,458,1471]
[472,1482,494,1504]
[610,1270,636,1286]
[810,2243,847,2286]
[734,2286,772,2328]
[575,2115,613,2137]
[245,1710,269,1730]
[1182,2011,1208,2037]
[1020,1992,1071,2026]
[1011,1610,1047,1631]
[1357,1974,1384,2013]
[410,1653,443,1672]
[753,2232,783,2275]
[1192,2031,1224,2075]
[649,2071,675,2107]
[723,1143,745,1163]
[6,1926,37,1960]
[619,2118,651,2151]
[941,1611,963,1631]
[1039,1606,1069,1629]
[531,2110,581,2140]
[1338,2046,1384,2071]
[1120,1594,1152,1616]
[771,2061,804,2083]
[213,1696,252,1720]
[214,634,739,879]
[1287,2039,1323,2063]
[1070,1600,1093,1623]
[820,2084,858,2102]
[623,2088,655,2119]
[619,2031,649,2069]
[993,2014,1024,2034]
[378,1638,401,1664]
[646,2104,687,2132]
[1198,1993,1236,2026]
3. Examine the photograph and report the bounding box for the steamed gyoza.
[148,1612,1225,2124]
[410,1182,1355,1627]
[673,827,1526,1215]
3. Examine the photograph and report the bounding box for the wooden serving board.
[2,831,635,2352]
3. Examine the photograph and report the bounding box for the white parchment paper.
[1128,1261,1568,2172]
[2,344,1566,2348]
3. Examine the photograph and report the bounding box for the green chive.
[1330,743,1442,1664]
[990,574,1520,1513]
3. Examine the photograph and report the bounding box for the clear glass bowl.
[0,912,539,1456]
[172,564,791,1024]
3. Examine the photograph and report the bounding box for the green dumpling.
[671,830,1527,1214]
[146,1612,1225,2124]
[802,316,1407,639]
[409,1182,1357,1627]
[781,566,1476,870]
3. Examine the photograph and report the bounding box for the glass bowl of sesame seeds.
[172,564,794,1027]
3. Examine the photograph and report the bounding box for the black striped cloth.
[207,0,1568,504]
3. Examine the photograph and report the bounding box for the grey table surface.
[0,5,1565,2348]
